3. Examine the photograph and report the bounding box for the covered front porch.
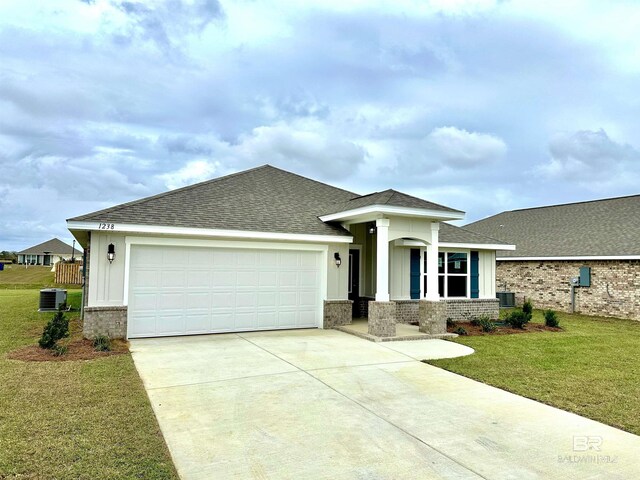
[322,207,503,338]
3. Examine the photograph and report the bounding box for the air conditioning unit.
[39,288,67,312]
[496,291,515,308]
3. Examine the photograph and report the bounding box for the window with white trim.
[423,251,469,298]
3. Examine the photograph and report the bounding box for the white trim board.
[440,242,516,251]
[67,221,353,244]
[319,205,464,223]
[497,255,640,261]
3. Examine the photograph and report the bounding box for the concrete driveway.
[130,329,640,480]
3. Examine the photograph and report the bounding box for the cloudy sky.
[2,0,640,251]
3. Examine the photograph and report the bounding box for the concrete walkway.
[130,329,640,480]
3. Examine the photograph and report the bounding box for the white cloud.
[537,129,640,185]
[2,0,640,250]
[159,159,220,190]
[234,123,366,180]
[425,126,507,168]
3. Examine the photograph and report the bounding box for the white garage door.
[128,244,323,338]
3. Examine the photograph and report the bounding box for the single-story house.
[17,238,81,266]
[465,194,640,321]
[67,165,513,339]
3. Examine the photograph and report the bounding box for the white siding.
[88,232,126,306]
[478,250,496,298]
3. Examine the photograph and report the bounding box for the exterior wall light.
[369,226,376,235]
[107,243,115,264]
[334,252,342,267]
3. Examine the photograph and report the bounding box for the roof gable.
[465,194,640,257]
[324,189,463,215]
[69,165,358,237]
[19,238,81,255]
[69,165,468,238]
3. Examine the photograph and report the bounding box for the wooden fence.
[55,262,83,285]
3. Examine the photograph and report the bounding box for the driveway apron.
[130,329,640,480]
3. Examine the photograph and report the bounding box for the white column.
[375,218,390,302]
[425,222,440,301]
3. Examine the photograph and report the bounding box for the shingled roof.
[18,238,81,256]
[324,189,463,216]
[439,222,509,246]
[465,194,640,257]
[69,165,357,237]
[70,165,477,241]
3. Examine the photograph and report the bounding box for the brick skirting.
[443,298,500,321]
[323,300,353,328]
[83,306,127,339]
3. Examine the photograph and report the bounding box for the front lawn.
[0,289,178,479]
[427,310,640,435]
[0,264,78,290]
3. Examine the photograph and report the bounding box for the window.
[423,251,469,298]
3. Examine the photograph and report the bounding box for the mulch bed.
[449,321,563,336]
[7,338,129,362]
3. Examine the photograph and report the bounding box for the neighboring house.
[17,238,81,266]
[67,165,513,339]
[466,194,640,321]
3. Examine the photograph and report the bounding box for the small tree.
[544,309,560,328]
[39,308,69,349]
[522,299,533,320]
[505,309,530,329]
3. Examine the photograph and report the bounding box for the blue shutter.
[470,251,479,299]
[410,249,421,300]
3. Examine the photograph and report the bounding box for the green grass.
[0,264,79,290]
[0,290,178,479]
[428,310,640,435]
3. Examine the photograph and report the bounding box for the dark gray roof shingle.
[324,189,463,215]
[465,194,640,257]
[69,165,358,237]
[70,165,473,241]
[439,223,509,246]
[19,238,81,255]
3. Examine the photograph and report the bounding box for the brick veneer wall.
[323,300,353,328]
[392,298,499,323]
[443,299,500,321]
[395,300,420,324]
[83,306,127,339]
[497,260,640,321]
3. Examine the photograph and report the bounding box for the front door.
[348,249,360,318]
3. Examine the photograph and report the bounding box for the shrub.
[505,309,530,329]
[446,317,455,328]
[470,317,481,326]
[93,335,112,352]
[52,344,68,357]
[544,309,560,328]
[522,299,533,320]
[39,308,69,349]
[454,326,468,336]
[478,317,496,332]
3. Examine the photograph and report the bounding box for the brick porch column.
[368,301,396,337]
[419,300,446,335]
